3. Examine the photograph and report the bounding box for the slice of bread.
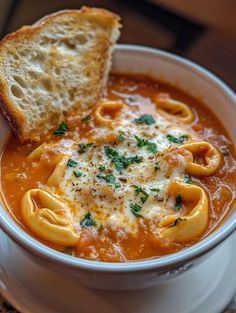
[0,7,121,141]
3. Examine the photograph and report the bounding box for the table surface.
[0,291,236,312]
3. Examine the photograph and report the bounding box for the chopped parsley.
[98,165,106,172]
[134,135,158,154]
[132,185,149,203]
[81,115,91,122]
[134,135,146,148]
[175,194,182,210]
[80,212,96,227]
[154,162,160,171]
[104,146,142,172]
[166,134,188,144]
[78,143,94,154]
[183,175,193,184]
[150,187,160,193]
[67,158,78,167]
[130,203,142,218]
[73,170,82,177]
[53,121,68,136]
[97,173,121,188]
[134,114,156,125]
[147,142,158,153]
[118,131,126,142]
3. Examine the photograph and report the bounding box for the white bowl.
[0,45,235,290]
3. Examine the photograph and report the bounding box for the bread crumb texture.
[0,7,121,141]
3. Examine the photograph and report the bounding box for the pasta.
[153,93,194,123]
[180,141,221,176]
[21,189,79,246]
[160,181,208,242]
[94,100,126,126]
[1,74,235,262]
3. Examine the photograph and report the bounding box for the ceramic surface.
[0,45,235,290]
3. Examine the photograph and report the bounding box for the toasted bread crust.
[0,7,121,142]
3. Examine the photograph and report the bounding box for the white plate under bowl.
[0,230,235,313]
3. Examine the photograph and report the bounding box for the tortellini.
[28,143,68,186]
[160,181,208,242]
[21,189,79,246]
[154,93,194,123]
[94,100,126,126]
[180,141,221,176]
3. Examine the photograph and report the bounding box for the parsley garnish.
[130,203,142,218]
[104,146,142,172]
[175,194,182,210]
[80,212,96,227]
[154,162,160,171]
[134,114,156,125]
[183,175,193,184]
[150,187,160,193]
[97,173,121,188]
[134,135,158,154]
[67,158,78,167]
[81,115,91,122]
[147,142,158,153]
[134,135,146,148]
[53,122,68,136]
[166,134,188,144]
[118,131,126,142]
[98,165,106,172]
[132,185,149,203]
[73,170,82,177]
[78,143,94,154]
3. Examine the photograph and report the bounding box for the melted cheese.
[33,105,202,238]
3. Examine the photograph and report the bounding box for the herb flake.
[53,122,68,136]
[134,135,158,154]
[118,131,126,142]
[183,175,193,184]
[150,187,160,193]
[73,170,82,177]
[166,134,188,144]
[132,185,149,203]
[175,194,182,210]
[67,158,78,167]
[97,173,121,188]
[78,143,94,154]
[104,146,142,172]
[80,212,96,227]
[130,203,142,218]
[134,114,156,125]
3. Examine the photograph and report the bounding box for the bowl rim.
[0,44,235,273]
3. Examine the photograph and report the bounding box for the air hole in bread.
[11,84,24,98]
[40,78,52,92]
[13,76,27,88]
[10,54,20,60]
[55,67,61,75]
[59,39,76,52]
[76,34,88,45]
[32,52,45,63]
[62,99,68,107]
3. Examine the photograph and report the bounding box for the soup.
[1,74,235,262]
